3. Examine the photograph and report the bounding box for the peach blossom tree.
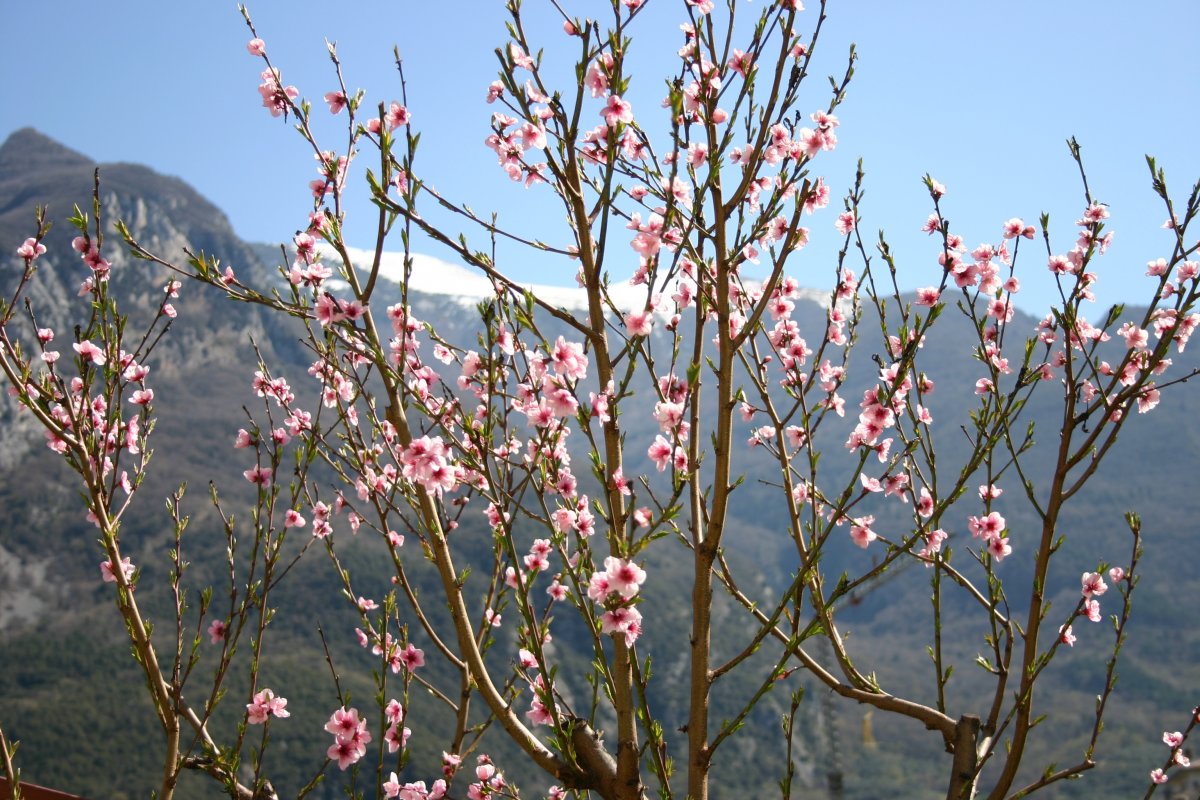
[3,2,1200,799]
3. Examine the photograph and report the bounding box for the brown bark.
[945,715,981,800]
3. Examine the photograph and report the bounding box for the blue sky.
[2,1,1198,313]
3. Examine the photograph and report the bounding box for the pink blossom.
[243,466,272,486]
[1137,385,1160,414]
[400,642,425,671]
[850,516,876,548]
[603,557,647,599]
[834,212,855,235]
[100,556,135,584]
[600,605,643,646]
[1048,254,1075,275]
[648,435,674,471]
[328,738,366,770]
[729,49,754,78]
[968,511,1006,540]
[325,706,363,740]
[584,54,613,97]
[384,724,412,758]
[602,95,634,127]
[987,536,1012,561]
[73,340,107,366]
[246,38,265,56]
[324,91,348,114]
[1059,625,1076,647]
[919,529,948,561]
[911,287,940,307]
[1081,571,1108,598]
[258,67,298,117]
[386,102,411,130]
[1002,218,1026,239]
[16,238,46,261]
[978,484,1003,501]
[207,619,227,644]
[550,337,588,380]
[916,488,935,518]
[246,688,289,724]
[527,678,555,726]
[625,310,653,336]
[510,42,534,70]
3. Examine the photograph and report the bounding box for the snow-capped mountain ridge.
[330,245,834,314]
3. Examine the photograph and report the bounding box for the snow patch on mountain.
[327,245,833,313]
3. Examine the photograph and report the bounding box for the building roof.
[0,778,88,800]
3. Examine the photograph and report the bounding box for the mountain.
[1,129,1197,799]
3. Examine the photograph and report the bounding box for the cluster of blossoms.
[383,772,447,800]
[33,334,154,487]
[507,335,590,430]
[466,756,508,800]
[311,148,351,198]
[1060,567,1124,647]
[587,556,647,646]
[245,688,290,725]
[400,434,461,496]
[919,211,1026,300]
[365,101,411,135]
[523,663,556,727]
[1044,204,1112,284]
[17,235,159,462]
[246,37,298,119]
[70,233,113,293]
[9,236,173,612]
[287,231,332,288]
[966,509,1012,562]
[846,362,921,453]
[484,94,549,186]
[1152,725,1198,784]
[257,67,298,118]
[646,373,691,473]
[353,626,426,675]
[324,705,386,770]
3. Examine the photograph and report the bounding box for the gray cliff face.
[1,127,274,356]
[0,129,286,468]
[0,131,292,638]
